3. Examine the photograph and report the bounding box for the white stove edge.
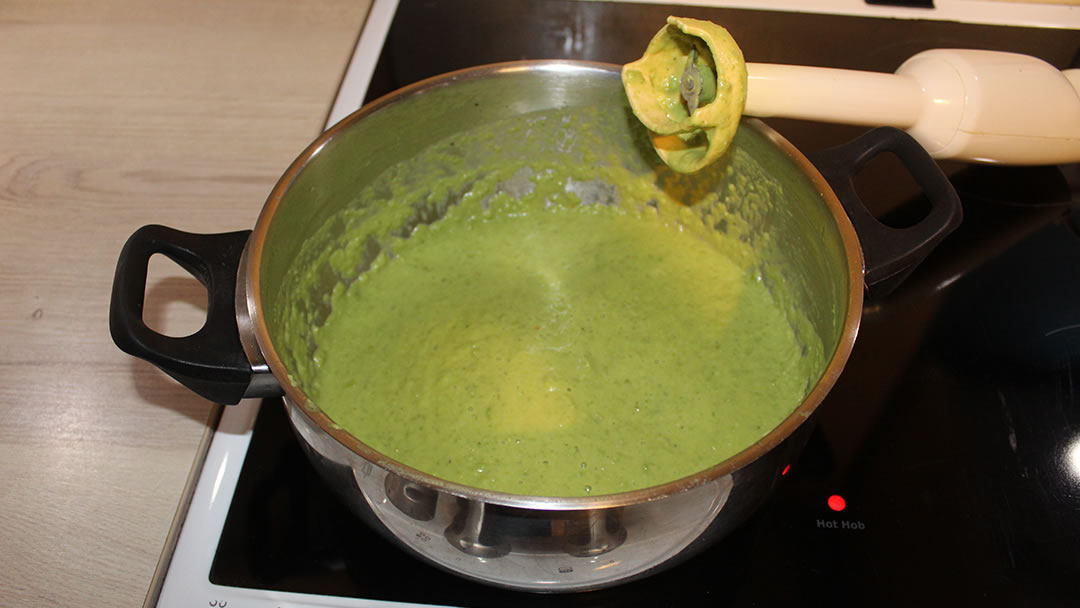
[153,400,418,608]
[149,0,1076,606]
[327,0,400,129]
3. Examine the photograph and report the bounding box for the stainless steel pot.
[110,61,961,591]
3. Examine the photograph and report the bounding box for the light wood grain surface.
[0,1,371,605]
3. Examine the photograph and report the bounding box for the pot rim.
[245,59,865,510]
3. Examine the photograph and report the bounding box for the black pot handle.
[109,225,262,404]
[809,127,963,297]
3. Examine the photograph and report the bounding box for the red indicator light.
[827,494,847,512]
[781,464,791,476]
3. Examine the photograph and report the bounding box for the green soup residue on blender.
[279,106,825,498]
[621,16,748,173]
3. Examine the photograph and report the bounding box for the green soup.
[277,106,827,498]
[295,189,822,497]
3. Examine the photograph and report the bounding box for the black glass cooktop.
[209,1,1080,605]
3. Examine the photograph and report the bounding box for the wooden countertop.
[0,1,371,604]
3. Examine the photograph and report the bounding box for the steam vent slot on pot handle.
[109,225,280,404]
[809,127,963,297]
